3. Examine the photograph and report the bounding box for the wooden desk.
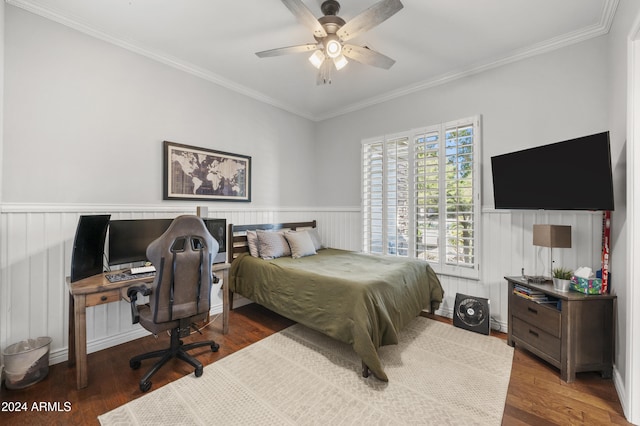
[66,263,230,389]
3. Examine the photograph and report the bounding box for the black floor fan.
[452,293,490,335]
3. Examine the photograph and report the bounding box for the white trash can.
[2,336,52,389]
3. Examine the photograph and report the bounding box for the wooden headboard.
[227,220,317,263]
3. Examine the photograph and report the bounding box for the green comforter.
[230,248,444,381]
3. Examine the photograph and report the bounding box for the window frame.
[361,115,482,280]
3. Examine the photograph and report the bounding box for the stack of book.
[513,284,549,303]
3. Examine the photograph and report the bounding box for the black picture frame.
[163,141,251,202]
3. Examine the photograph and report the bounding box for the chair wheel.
[211,342,219,352]
[140,381,152,392]
[195,366,203,377]
[130,360,141,370]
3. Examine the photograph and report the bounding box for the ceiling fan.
[256,0,404,84]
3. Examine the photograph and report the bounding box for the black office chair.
[127,215,220,392]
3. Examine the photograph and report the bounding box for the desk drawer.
[512,316,561,361]
[511,295,560,337]
[86,289,120,307]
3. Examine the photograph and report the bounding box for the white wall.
[313,14,640,420]
[0,0,6,376]
[314,37,609,208]
[3,6,316,207]
[1,7,636,422]
[313,29,624,392]
[0,6,320,361]
[607,0,640,422]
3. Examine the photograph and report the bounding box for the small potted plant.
[552,267,573,292]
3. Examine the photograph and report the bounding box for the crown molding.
[8,0,619,123]
[317,0,620,121]
[6,0,316,121]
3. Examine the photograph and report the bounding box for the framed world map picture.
[163,141,251,202]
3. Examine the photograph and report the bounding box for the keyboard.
[105,271,155,283]
[131,265,156,274]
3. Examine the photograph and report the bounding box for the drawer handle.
[527,307,538,314]
[529,329,539,338]
[100,295,108,301]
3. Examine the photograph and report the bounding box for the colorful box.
[570,276,604,295]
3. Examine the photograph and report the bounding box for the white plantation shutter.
[443,122,476,269]
[362,141,384,254]
[414,128,441,263]
[386,136,410,256]
[362,116,481,279]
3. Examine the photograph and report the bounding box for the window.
[362,116,481,279]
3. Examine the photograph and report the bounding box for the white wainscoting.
[0,204,361,365]
[0,204,602,366]
[439,208,603,333]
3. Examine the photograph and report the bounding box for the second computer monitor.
[108,217,227,266]
[108,219,173,266]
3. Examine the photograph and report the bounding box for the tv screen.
[108,219,173,266]
[491,131,614,211]
[70,214,111,282]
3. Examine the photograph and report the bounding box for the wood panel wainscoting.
[1,204,603,372]
[0,304,629,425]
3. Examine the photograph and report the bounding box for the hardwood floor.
[0,304,630,425]
[424,313,631,425]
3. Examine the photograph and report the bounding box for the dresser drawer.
[86,289,120,307]
[511,294,560,337]
[512,317,561,362]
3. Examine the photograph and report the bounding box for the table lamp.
[533,224,572,281]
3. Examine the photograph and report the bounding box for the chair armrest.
[127,285,151,324]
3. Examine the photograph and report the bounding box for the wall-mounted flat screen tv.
[491,131,614,211]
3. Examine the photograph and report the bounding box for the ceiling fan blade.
[256,43,319,58]
[337,0,403,42]
[280,0,327,38]
[342,44,396,69]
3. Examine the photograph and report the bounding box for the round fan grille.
[456,298,487,326]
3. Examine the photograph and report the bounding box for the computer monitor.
[203,218,226,263]
[108,217,227,266]
[108,219,173,266]
[70,215,111,282]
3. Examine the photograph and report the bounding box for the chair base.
[130,327,219,392]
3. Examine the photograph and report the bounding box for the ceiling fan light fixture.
[325,38,342,58]
[333,54,348,70]
[308,50,326,69]
[256,0,404,84]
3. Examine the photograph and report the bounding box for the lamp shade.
[533,224,572,248]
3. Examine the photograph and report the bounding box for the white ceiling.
[9,0,618,121]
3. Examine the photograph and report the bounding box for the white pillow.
[284,231,317,259]
[246,230,260,257]
[307,228,323,250]
[256,230,291,259]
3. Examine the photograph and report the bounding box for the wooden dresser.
[505,276,616,382]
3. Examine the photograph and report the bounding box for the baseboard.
[48,301,506,366]
[231,295,253,309]
[49,303,225,366]
[612,366,629,422]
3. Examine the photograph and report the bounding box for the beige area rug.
[99,317,514,425]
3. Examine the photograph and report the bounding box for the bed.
[227,221,444,381]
